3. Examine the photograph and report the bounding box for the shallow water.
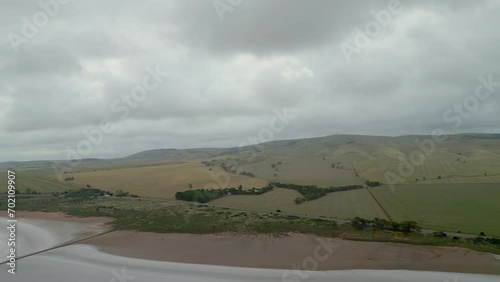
[0,216,94,259]
[0,217,499,282]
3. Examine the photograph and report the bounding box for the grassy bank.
[4,193,499,255]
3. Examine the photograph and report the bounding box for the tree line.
[269,181,364,204]
[60,188,139,199]
[351,217,421,233]
[365,180,382,187]
[175,185,273,203]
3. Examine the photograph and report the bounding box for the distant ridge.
[1,133,499,165]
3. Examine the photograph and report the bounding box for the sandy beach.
[83,230,500,275]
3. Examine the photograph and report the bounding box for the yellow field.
[69,161,267,199]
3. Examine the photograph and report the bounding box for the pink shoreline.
[82,231,500,275]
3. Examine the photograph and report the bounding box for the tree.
[351,217,370,230]
[399,221,421,233]
[294,197,306,204]
[365,180,382,187]
[188,184,193,189]
[470,237,485,244]
[437,176,442,179]
[86,184,91,188]
[115,189,129,197]
[389,222,401,231]
[373,218,391,229]
[432,231,447,237]
[488,238,500,245]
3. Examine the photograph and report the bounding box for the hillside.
[203,133,500,186]
[3,133,500,191]
[2,133,500,236]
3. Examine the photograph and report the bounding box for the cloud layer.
[1,0,499,161]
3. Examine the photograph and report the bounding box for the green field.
[279,188,387,219]
[0,171,77,194]
[213,183,500,237]
[212,187,388,220]
[211,187,301,211]
[372,184,500,236]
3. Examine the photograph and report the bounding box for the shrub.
[432,231,447,237]
[294,197,306,204]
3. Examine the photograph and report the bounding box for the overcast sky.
[1,0,500,161]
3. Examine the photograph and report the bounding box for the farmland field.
[0,172,78,194]
[212,187,388,220]
[371,184,500,236]
[238,154,364,186]
[211,187,301,211]
[354,146,500,184]
[68,161,268,199]
[280,188,388,219]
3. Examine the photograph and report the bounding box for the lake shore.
[83,230,500,275]
[0,211,114,226]
[5,211,499,275]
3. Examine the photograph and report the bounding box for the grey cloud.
[0,0,499,161]
[171,0,381,55]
